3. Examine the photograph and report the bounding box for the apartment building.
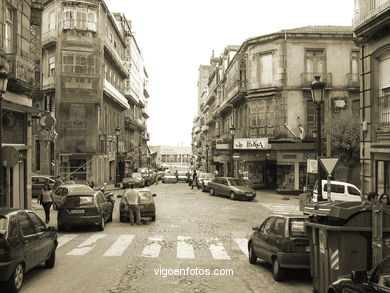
[0,0,37,208]
[193,26,360,192]
[353,0,390,196]
[150,146,192,170]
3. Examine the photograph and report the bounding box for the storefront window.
[278,164,295,190]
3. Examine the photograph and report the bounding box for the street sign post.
[319,157,339,201]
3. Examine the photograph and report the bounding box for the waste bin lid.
[304,201,367,219]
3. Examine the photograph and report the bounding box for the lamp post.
[205,144,209,173]
[115,127,121,187]
[0,66,9,205]
[310,75,326,201]
[229,125,236,177]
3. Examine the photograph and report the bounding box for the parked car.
[117,189,156,222]
[52,184,94,210]
[0,208,57,292]
[57,190,113,231]
[31,175,55,198]
[312,180,362,202]
[248,215,310,281]
[162,172,178,183]
[198,172,216,192]
[122,173,145,188]
[328,255,390,293]
[208,177,256,200]
[177,171,188,182]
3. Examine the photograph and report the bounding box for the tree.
[329,110,360,182]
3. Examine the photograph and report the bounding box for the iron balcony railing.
[378,94,390,129]
[353,0,390,28]
[346,73,360,88]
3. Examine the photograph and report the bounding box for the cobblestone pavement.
[23,183,311,293]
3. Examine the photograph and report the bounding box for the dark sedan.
[328,255,390,293]
[248,214,310,281]
[208,177,256,200]
[0,209,57,293]
[52,184,94,210]
[118,189,156,222]
[122,173,146,188]
[57,190,113,231]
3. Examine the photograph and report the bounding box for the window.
[8,216,18,238]
[249,99,276,136]
[28,212,46,232]
[63,7,76,29]
[257,53,273,86]
[18,212,36,236]
[378,54,390,127]
[5,7,14,54]
[271,218,286,237]
[324,184,345,194]
[306,49,325,74]
[63,6,97,32]
[49,10,56,31]
[48,56,55,77]
[348,186,361,196]
[289,219,307,238]
[351,51,359,76]
[262,217,275,234]
[63,51,96,75]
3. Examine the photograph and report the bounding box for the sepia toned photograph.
[0,0,389,292]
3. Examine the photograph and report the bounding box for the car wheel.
[45,249,56,268]
[151,214,156,221]
[230,192,236,200]
[248,243,257,264]
[272,257,286,282]
[5,262,24,293]
[209,188,215,196]
[98,216,105,231]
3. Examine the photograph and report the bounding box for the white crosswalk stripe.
[234,238,248,257]
[66,234,107,256]
[207,238,231,260]
[141,235,163,258]
[261,203,301,214]
[103,235,135,256]
[57,234,78,248]
[177,236,195,259]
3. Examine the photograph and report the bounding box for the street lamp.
[229,125,236,177]
[205,144,209,173]
[115,127,121,187]
[311,75,326,201]
[0,66,9,205]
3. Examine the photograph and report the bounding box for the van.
[312,180,362,202]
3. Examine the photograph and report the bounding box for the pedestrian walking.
[186,171,191,186]
[191,170,198,189]
[378,193,390,205]
[175,170,179,183]
[39,183,54,224]
[53,175,63,191]
[123,184,141,225]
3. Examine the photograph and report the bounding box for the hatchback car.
[312,180,362,202]
[248,215,310,281]
[52,184,94,209]
[122,173,145,188]
[328,255,390,293]
[31,175,55,198]
[57,190,113,231]
[118,189,156,222]
[0,208,57,293]
[208,177,256,200]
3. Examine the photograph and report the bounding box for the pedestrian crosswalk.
[56,233,248,260]
[260,202,301,215]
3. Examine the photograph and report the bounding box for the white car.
[312,180,362,202]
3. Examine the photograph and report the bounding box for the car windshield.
[229,179,245,186]
[0,216,7,235]
[289,219,308,238]
[139,191,152,200]
[65,195,94,205]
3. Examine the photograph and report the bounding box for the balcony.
[225,54,247,103]
[6,54,35,93]
[346,73,360,89]
[300,73,332,89]
[378,94,390,130]
[42,75,55,91]
[353,0,390,29]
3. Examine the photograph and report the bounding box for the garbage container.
[304,201,390,293]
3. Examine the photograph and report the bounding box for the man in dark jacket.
[191,170,198,189]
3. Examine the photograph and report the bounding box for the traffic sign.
[319,157,339,175]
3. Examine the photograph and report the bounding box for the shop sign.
[307,159,318,173]
[216,143,230,150]
[233,138,269,150]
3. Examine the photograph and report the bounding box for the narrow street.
[21,183,311,293]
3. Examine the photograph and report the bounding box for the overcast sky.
[105,0,354,147]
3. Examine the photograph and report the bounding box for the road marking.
[261,203,301,214]
[234,238,248,257]
[207,238,231,260]
[67,234,107,256]
[57,234,78,248]
[177,236,195,259]
[103,235,135,256]
[141,235,163,258]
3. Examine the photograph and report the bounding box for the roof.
[279,25,353,34]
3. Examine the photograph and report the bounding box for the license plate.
[71,209,85,214]
[306,246,310,252]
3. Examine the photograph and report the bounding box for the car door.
[219,178,229,196]
[96,192,110,220]
[330,184,346,201]
[17,211,41,271]
[6,215,23,263]
[253,217,275,261]
[265,217,287,257]
[27,211,53,263]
